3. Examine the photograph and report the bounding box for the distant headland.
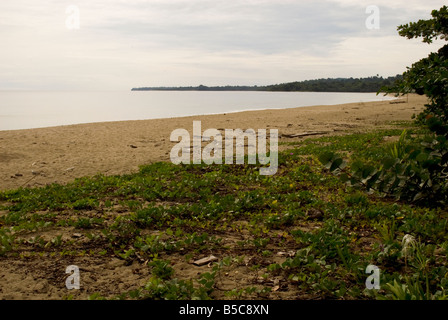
[131,75,401,93]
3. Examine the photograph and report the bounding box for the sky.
[0,0,446,91]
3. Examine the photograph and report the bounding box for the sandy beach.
[0,93,432,300]
[0,94,427,191]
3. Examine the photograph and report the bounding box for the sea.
[0,91,395,131]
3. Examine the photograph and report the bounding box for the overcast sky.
[0,0,446,91]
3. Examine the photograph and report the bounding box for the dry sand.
[0,94,427,192]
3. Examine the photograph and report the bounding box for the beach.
[0,94,427,191]
[0,93,432,300]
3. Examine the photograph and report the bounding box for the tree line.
[131,75,402,93]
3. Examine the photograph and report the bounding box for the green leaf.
[382,157,398,170]
[362,166,375,179]
[416,152,429,162]
[340,173,349,183]
[330,158,344,172]
[318,152,335,166]
[366,172,381,190]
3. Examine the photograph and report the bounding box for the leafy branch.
[318,130,448,206]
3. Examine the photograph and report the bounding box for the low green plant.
[381,278,448,300]
[149,259,175,280]
[319,130,448,206]
[0,229,14,256]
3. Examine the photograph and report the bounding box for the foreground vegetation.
[1,121,447,300]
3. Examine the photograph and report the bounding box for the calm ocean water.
[0,91,395,131]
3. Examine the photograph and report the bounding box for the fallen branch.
[282,131,330,138]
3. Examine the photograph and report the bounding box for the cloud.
[0,0,446,90]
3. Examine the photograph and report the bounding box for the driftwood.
[389,100,406,104]
[281,131,330,138]
[193,255,218,266]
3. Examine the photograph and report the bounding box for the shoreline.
[0,94,427,191]
[0,91,394,132]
